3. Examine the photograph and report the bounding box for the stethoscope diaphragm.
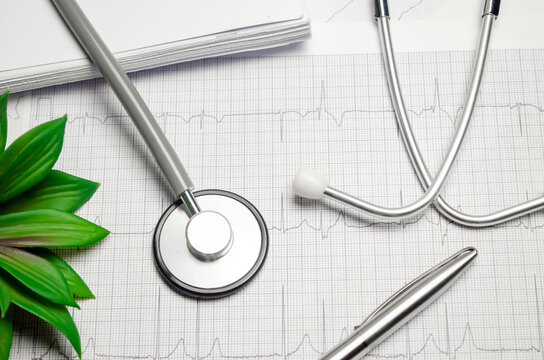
[153,189,269,298]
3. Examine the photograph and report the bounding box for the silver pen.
[322,247,478,360]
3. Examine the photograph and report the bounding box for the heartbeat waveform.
[323,0,437,23]
[25,321,544,360]
[7,93,24,121]
[29,278,544,360]
[33,77,544,144]
[269,192,544,240]
[398,0,425,20]
[32,69,544,237]
[86,188,544,241]
[325,0,358,23]
[94,202,544,241]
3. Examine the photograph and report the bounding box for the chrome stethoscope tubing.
[51,0,200,215]
[295,0,543,224]
[379,0,544,227]
[293,5,494,220]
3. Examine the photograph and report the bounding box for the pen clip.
[355,247,476,329]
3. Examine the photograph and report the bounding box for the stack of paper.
[1,0,310,93]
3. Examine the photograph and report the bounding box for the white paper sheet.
[6,48,544,359]
[3,0,304,72]
[1,0,309,93]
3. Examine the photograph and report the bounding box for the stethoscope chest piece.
[51,0,270,299]
[153,189,269,298]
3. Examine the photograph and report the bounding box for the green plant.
[0,90,109,359]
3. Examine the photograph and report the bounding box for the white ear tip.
[293,167,329,199]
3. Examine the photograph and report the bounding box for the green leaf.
[0,209,109,248]
[0,310,12,360]
[0,270,81,357]
[0,170,100,215]
[0,280,11,318]
[0,90,8,154]
[30,248,94,299]
[0,115,67,204]
[0,246,78,308]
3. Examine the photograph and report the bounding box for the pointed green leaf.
[0,280,11,318]
[0,170,100,215]
[0,90,8,154]
[0,246,78,308]
[0,310,12,360]
[0,270,81,357]
[30,248,94,299]
[0,209,109,248]
[0,115,67,203]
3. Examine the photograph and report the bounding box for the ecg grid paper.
[7,49,544,359]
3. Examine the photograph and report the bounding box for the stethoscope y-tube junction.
[294,0,544,227]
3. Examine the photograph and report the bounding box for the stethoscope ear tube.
[483,0,501,16]
[374,0,389,18]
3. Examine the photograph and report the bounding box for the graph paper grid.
[7,49,544,359]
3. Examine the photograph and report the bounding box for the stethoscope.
[294,0,544,227]
[53,0,544,299]
[52,0,268,299]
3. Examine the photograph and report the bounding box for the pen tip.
[461,247,478,263]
